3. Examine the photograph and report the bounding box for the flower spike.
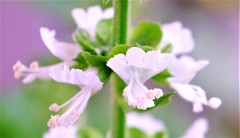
[107,47,174,109]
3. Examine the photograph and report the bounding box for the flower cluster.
[13,4,222,138]
[160,21,222,112]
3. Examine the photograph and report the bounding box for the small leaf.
[75,29,97,55]
[108,45,130,58]
[98,65,112,83]
[73,53,89,70]
[153,131,168,138]
[82,52,107,67]
[80,52,111,82]
[161,44,172,53]
[152,69,171,87]
[136,44,154,52]
[152,92,175,108]
[128,128,148,138]
[78,126,103,138]
[130,21,162,48]
[134,92,175,112]
[95,19,113,46]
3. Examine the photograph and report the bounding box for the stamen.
[13,61,24,79]
[146,91,155,99]
[30,61,39,70]
[49,103,60,112]
[153,89,163,99]
[47,115,59,128]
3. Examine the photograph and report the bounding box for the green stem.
[113,0,129,44]
[110,74,127,138]
[110,0,129,138]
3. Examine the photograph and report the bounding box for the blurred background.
[0,0,239,138]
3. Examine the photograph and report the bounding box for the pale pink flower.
[127,112,166,135]
[43,126,78,138]
[171,83,222,113]
[181,118,208,138]
[72,5,113,38]
[47,65,103,128]
[107,47,174,110]
[168,56,221,112]
[159,21,194,55]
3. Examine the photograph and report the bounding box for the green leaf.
[73,53,89,70]
[80,52,111,82]
[161,44,172,53]
[75,29,97,55]
[134,92,175,112]
[136,44,154,52]
[153,131,168,138]
[78,126,103,138]
[96,19,113,46]
[108,45,130,58]
[130,21,162,48]
[98,65,112,83]
[152,92,175,108]
[82,52,107,67]
[128,128,148,138]
[152,69,171,87]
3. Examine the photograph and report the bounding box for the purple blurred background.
[1,0,239,138]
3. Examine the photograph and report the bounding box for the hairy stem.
[110,0,129,138]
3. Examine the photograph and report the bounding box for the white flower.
[47,65,103,128]
[171,83,222,113]
[168,56,209,84]
[43,126,78,138]
[72,5,113,38]
[181,118,208,138]
[127,112,165,135]
[127,113,208,138]
[167,56,221,112]
[13,27,80,83]
[159,21,194,55]
[107,47,174,110]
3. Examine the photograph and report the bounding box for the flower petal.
[43,126,78,138]
[127,112,166,135]
[107,54,131,83]
[170,83,196,102]
[126,47,146,68]
[49,65,103,91]
[181,118,208,138]
[168,56,209,84]
[71,6,113,38]
[40,27,80,61]
[59,88,91,127]
[103,7,114,18]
